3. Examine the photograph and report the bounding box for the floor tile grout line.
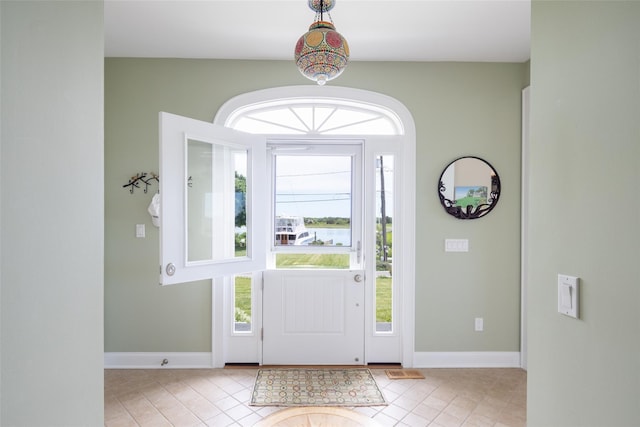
[105,368,526,427]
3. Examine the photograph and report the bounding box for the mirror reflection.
[438,156,500,219]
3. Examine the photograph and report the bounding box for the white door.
[261,142,365,365]
[158,112,267,283]
[262,270,365,365]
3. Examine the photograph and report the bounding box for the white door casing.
[157,86,416,368]
[215,87,416,368]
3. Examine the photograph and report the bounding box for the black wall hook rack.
[123,172,159,194]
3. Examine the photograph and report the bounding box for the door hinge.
[261,327,264,341]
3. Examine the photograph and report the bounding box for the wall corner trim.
[104,352,214,369]
[413,352,521,368]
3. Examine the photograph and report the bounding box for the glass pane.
[234,117,304,134]
[187,139,213,262]
[376,276,392,332]
[375,155,394,332]
[323,117,396,135]
[274,155,352,248]
[318,109,377,132]
[234,274,252,333]
[251,109,308,133]
[186,139,248,263]
[229,101,402,135]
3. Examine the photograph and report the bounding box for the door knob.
[354,274,363,283]
[165,263,176,276]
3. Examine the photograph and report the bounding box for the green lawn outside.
[376,276,392,322]
[234,276,252,322]
[276,253,350,269]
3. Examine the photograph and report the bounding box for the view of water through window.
[273,153,353,248]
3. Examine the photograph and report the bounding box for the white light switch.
[136,224,145,238]
[558,274,579,318]
[445,239,469,252]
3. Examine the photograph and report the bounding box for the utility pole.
[379,156,388,262]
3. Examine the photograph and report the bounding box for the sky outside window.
[275,155,352,219]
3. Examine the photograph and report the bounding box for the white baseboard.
[413,352,521,368]
[104,352,213,369]
[104,351,520,369]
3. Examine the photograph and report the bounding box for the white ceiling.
[105,0,531,62]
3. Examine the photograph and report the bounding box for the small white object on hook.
[148,193,160,228]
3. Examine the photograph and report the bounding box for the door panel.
[263,269,364,365]
[159,112,267,285]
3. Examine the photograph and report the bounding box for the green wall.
[527,1,640,426]
[1,1,104,425]
[105,59,527,353]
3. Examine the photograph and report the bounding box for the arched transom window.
[224,98,404,135]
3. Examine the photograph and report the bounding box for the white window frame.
[266,140,363,270]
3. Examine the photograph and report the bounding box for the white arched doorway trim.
[214,86,416,367]
[215,86,410,135]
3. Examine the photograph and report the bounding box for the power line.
[277,171,350,177]
[277,198,351,203]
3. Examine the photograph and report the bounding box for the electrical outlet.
[474,317,484,332]
[445,239,469,252]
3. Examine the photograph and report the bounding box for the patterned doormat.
[249,368,388,407]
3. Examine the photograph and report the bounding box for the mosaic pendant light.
[294,0,349,85]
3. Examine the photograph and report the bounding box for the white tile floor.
[105,367,526,426]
